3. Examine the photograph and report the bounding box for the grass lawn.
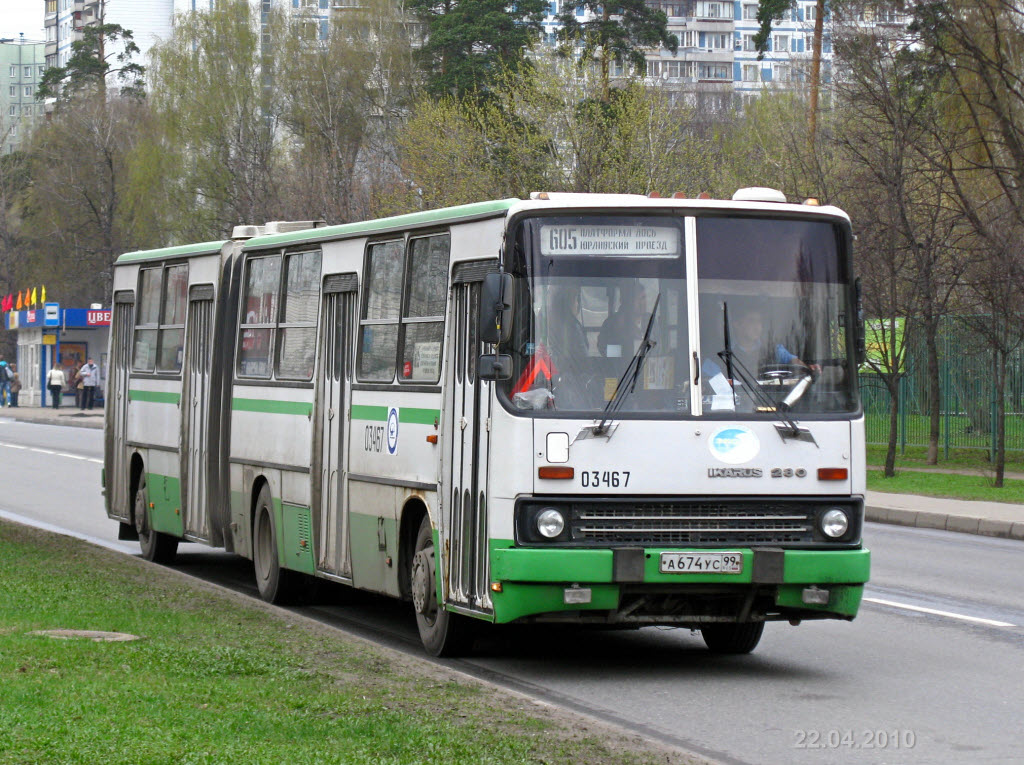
[865,443,1024,471]
[0,522,691,765]
[867,469,1024,503]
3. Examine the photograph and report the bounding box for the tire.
[701,621,765,654]
[409,515,474,657]
[134,475,178,564]
[252,485,302,605]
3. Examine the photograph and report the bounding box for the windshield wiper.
[593,294,661,437]
[717,302,815,445]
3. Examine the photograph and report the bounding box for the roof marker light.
[732,187,787,203]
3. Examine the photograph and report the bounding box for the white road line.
[0,441,102,464]
[864,596,1016,628]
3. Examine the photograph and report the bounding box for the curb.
[866,505,1024,541]
[2,411,105,431]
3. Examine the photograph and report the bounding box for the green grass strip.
[0,522,673,765]
[867,469,1024,503]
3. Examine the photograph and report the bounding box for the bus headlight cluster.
[820,507,850,538]
[536,508,565,538]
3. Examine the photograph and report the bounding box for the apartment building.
[0,38,45,154]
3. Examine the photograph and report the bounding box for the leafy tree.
[277,0,420,223]
[393,52,712,210]
[556,0,677,102]
[409,0,549,100]
[146,1,283,238]
[20,96,154,305]
[37,23,145,103]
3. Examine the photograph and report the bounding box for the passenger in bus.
[599,287,647,358]
[514,287,589,410]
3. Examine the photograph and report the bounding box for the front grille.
[571,501,815,545]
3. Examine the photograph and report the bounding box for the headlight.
[536,508,565,539]
[820,508,849,538]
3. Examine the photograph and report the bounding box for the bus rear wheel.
[134,475,178,564]
[701,621,764,654]
[410,515,474,657]
[252,485,301,605]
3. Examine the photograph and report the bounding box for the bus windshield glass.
[504,214,690,416]
[696,215,857,415]
[501,212,857,417]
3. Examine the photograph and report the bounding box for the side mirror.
[479,272,515,345]
[478,354,513,381]
[854,277,866,364]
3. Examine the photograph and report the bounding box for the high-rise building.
[0,37,45,155]
[540,1,909,108]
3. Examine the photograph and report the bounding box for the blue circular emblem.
[708,426,760,464]
[387,407,400,454]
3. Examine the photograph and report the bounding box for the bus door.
[312,275,357,578]
[442,276,491,613]
[181,285,215,541]
[106,291,134,523]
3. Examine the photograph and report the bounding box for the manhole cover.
[28,630,142,642]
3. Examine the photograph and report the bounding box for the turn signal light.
[538,466,574,480]
[491,582,503,593]
[817,468,848,481]
[426,434,438,444]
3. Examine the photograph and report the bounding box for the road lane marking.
[864,596,1016,627]
[0,441,102,465]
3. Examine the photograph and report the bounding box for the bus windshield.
[500,212,857,417]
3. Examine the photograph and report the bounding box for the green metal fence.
[858,317,1024,456]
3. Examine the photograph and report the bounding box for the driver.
[702,308,819,382]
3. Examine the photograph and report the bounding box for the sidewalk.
[866,491,1024,541]
[0,405,105,430]
[2,405,1021,540]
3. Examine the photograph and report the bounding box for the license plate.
[659,552,744,574]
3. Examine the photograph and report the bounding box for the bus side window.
[400,234,449,383]
[277,251,321,380]
[359,240,404,382]
[238,254,282,379]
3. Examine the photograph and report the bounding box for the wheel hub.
[411,549,435,616]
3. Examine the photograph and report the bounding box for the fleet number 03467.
[581,470,630,488]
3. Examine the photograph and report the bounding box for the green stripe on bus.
[232,398,313,416]
[129,390,181,404]
[116,240,226,264]
[350,405,440,424]
[243,199,518,249]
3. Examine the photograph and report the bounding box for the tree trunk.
[808,0,825,145]
[994,349,1006,488]
[925,326,940,464]
[884,374,899,478]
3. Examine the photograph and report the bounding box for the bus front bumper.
[486,545,870,625]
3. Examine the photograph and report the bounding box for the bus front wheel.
[410,515,474,657]
[701,621,764,654]
[134,475,178,564]
[253,485,301,605]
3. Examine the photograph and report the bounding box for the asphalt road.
[2,418,1022,764]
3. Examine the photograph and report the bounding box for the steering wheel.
[757,364,808,384]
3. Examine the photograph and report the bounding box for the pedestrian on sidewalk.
[46,365,66,409]
[79,357,100,410]
[9,364,20,407]
[0,358,10,407]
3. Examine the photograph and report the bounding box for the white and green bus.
[104,189,870,656]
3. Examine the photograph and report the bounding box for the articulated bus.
[104,189,870,656]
